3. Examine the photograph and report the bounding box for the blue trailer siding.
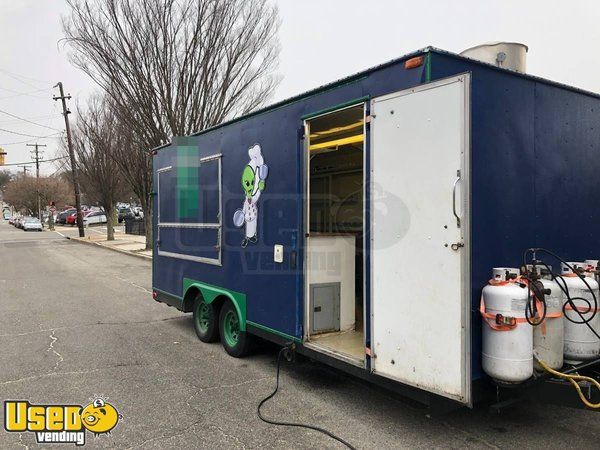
[153,48,600,390]
[153,57,427,339]
[533,83,600,257]
[429,52,600,380]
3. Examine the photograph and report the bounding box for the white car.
[133,207,144,218]
[22,217,43,231]
[83,211,107,226]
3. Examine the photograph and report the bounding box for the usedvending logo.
[4,395,121,446]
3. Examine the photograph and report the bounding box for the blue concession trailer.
[152,46,600,408]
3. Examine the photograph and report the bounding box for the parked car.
[66,212,78,226]
[15,216,25,228]
[8,216,16,225]
[3,210,10,220]
[83,211,107,226]
[132,206,144,218]
[22,217,43,232]
[57,209,76,224]
[118,207,134,223]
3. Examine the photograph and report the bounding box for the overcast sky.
[1,0,599,173]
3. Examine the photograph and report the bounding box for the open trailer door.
[370,74,471,404]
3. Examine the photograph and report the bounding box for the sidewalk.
[56,225,152,260]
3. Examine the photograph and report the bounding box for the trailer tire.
[193,295,219,343]
[219,301,252,358]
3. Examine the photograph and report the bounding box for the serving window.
[157,153,222,265]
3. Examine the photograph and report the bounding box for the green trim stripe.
[425,52,432,83]
[247,321,302,343]
[181,278,302,341]
[301,96,370,120]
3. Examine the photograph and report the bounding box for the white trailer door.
[370,74,470,404]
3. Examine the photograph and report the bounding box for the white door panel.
[370,75,470,403]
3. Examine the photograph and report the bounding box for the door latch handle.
[451,242,464,251]
[453,169,461,228]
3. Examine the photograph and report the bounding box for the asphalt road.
[1,220,599,449]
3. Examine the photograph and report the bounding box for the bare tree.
[4,176,73,215]
[71,97,129,241]
[62,0,281,249]
[0,169,13,193]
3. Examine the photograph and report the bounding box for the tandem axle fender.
[181,278,247,331]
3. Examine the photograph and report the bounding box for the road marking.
[53,230,67,238]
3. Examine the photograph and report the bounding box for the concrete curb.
[61,234,153,261]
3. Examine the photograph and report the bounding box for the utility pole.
[53,82,84,238]
[27,143,47,221]
[18,165,30,177]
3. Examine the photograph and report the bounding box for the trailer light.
[405,56,424,69]
[152,291,158,300]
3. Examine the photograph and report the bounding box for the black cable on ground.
[257,346,358,450]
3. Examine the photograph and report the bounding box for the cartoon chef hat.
[248,144,264,170]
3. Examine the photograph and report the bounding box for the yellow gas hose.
[535,357,600,409]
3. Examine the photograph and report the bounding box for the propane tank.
[561,262,600,362]
[584,259,600,284]
[481,268,533,383]
[527,265,564,370]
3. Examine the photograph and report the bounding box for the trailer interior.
[304,104,365,364]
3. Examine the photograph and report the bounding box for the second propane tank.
[585,259,600,284]
[561,262,600,362]
[527,265,564,370]
[481,268,533,383]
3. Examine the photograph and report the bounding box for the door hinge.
[365,115,375,123]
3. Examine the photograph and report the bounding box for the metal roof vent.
[460,42,528,73]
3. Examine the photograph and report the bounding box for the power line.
[0,86,52,101]
[0,67,52,84]
[0,68,51,90]
[0,113,61,125]
[0,107,62,131]
[0,132,62,146]
[0,126,55,138]
[1,156,68,167]
[48,157,69,177]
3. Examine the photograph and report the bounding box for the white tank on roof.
[460,42,528,73]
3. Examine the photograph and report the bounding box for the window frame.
[156,153,223,266]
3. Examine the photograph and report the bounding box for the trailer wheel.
[219,301,251,357]
[193,295,219,343]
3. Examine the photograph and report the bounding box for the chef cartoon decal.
[233,144,268,247]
